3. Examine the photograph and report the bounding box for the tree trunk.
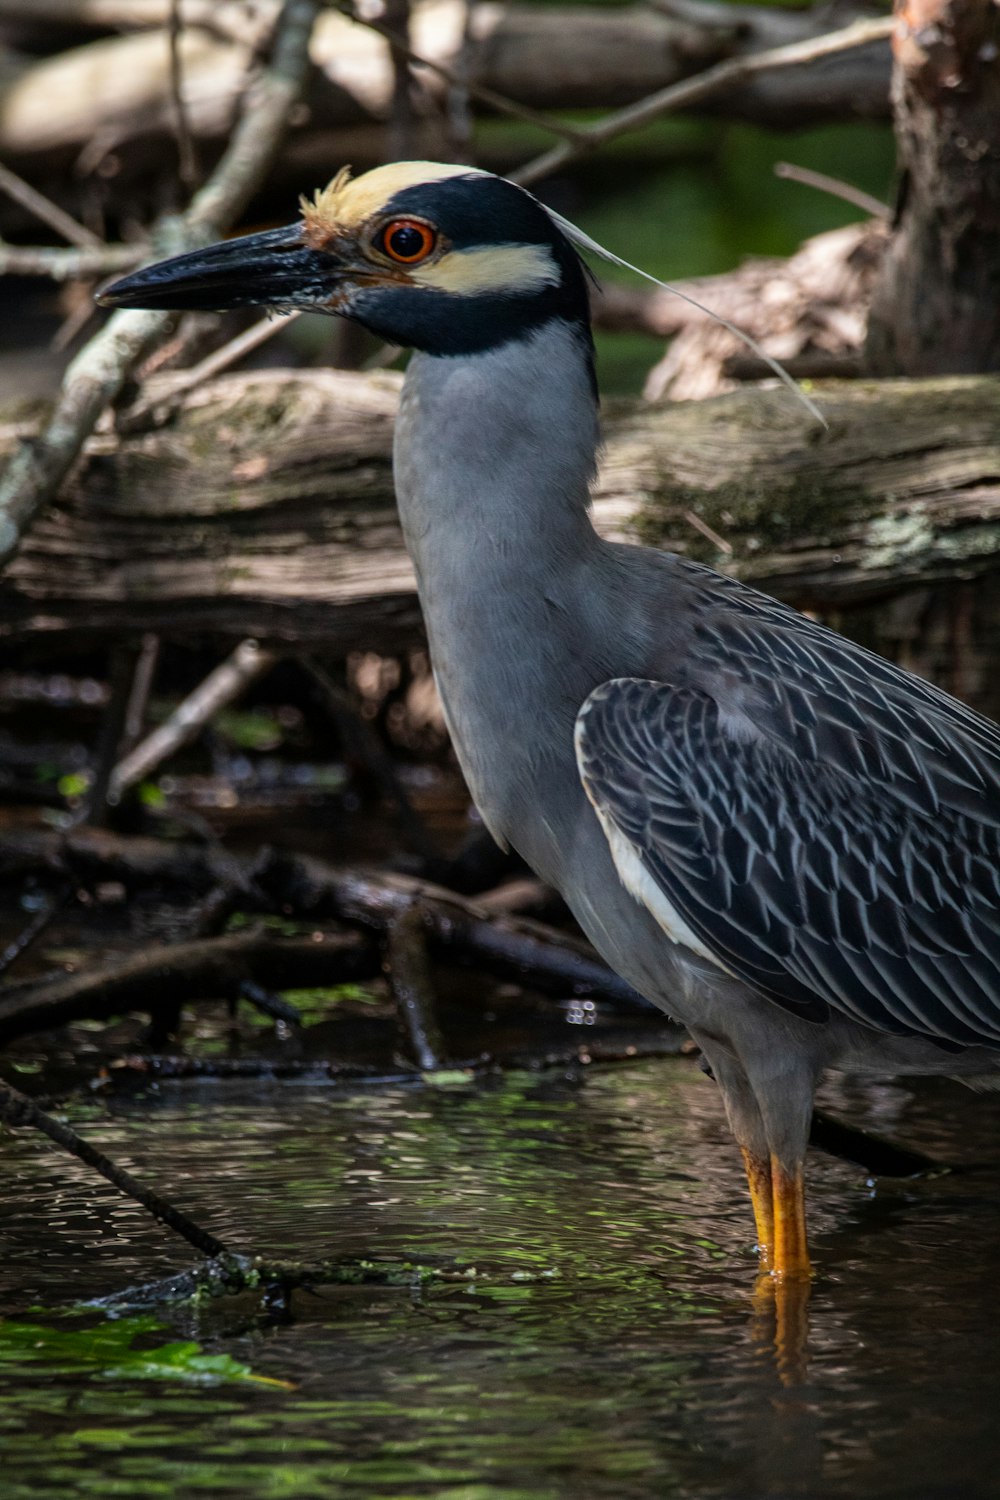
[866,0,1000,373]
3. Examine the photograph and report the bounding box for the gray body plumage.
[99,157,1000,1265]
[395,322,1000,1165]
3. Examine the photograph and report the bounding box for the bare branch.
[0,928,373,1042]
[146,309,302,400]
[109,639,279,800]
[0,0,320,573]
[774,161,890,219]
[332,1,584,143]
[513,15,895,186]
[0,159,102,248]
[0,1079,232,1259]
[169,0,203,189]
[0,242,142,279]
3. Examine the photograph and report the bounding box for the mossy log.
[2,369,999,712]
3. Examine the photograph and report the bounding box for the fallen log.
[1,367,999,711]
[0,0,892,187]
[0,927,376,1042]
[0,825,658,1013]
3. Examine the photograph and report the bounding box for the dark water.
[3,1059,1000,1499]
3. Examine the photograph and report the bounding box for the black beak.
[97,223,343,313]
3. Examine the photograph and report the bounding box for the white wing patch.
[574,706,730,974]
[592,802,730,973]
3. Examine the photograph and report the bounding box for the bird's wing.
[575,676,1000,1047]
[678,559,1000,830]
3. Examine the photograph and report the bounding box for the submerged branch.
[0,1079,231,1258]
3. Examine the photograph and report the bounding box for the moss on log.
[2,368,998,710]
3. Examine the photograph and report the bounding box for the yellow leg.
[770,1155,810,1281]
[740,1146,775,1272]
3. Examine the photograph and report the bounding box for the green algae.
[0,1314,282,1387]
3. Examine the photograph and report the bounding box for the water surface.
[3,1059,1000,1498]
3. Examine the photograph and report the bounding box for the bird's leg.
[770,1156,810,1280]
[740,1146,775,1272]
[754,1059,816,1281]
[696,1039,778,1268]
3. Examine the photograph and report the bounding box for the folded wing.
[575,673,1000,1047]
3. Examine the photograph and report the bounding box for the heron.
[100,161,1000,1282]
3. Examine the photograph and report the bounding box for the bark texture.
[1,368,998,713]
[866,0,1000,373]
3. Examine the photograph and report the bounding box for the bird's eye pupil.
[381,220,434,263]
[390,226,422,257]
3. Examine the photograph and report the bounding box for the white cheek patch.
[411,244,559,297]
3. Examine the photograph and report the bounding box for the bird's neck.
[392,319,605,847]
[394,319,600,569]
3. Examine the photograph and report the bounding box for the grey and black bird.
[101,162,1000,1281]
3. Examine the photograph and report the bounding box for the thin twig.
[141,310,301,410]
[122,633,162,754]
[0,242,143,280]
[0,0,320,574]
[774,161,891,220]
[169,0,203,190]
[383,0,416,161]
[0,1079,231,1259]
[0,881,73,981]
[512,15,895,187]
[82,643,143,826]
[238,979,303,1027]
[683,509,732,556]
[444,0,475,160]
[331,2,583,144]
[109,639,279,801]
[0,160,102,249]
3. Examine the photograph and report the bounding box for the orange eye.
[378,218,437,264]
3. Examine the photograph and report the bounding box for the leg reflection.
[750,1271,812,1387]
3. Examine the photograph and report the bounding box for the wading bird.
[101,162,1000,1281]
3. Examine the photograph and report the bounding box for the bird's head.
[99,161,594,358]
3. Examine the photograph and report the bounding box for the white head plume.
[544,206,827,429]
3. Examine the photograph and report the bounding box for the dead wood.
[0,927,376,1042]
[0,1077,232,1258]
[0,1,892,190]
[641,219,888,400]
[866,0,1000,374]
[0,364,998,630]
[0,825,656,1012]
